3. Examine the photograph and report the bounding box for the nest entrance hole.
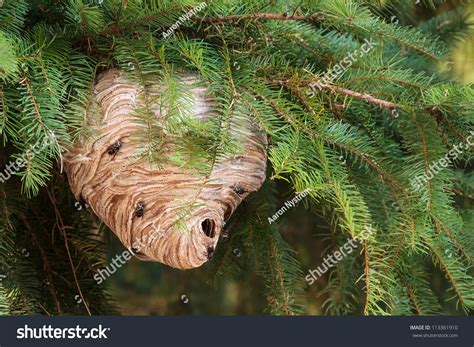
[201,219,216,238]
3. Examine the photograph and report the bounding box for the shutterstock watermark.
[268,189,310,224]
[0,131,56,184]
[17,325,110,339]
[93,224,166,285]
[410,130,474,192]
[307,38,378,98]
[305,224,374,286]
[321,38,378,84]
[162,2,207,39]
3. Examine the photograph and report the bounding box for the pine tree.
[0,0,473,316]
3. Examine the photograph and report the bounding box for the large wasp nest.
[64,69,267,269]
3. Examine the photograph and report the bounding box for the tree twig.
[47,190,92,316]
[272,79,400,110]
[203,13,321,24]
[310,81,400,110]
[20,214,63,315]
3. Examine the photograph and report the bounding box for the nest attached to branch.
[64,69,267,269]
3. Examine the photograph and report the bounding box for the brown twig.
[272,79,400,110]
[425,240,466,307]
[405,283,422,315]
[20,214,63,315]
[203,13,321,24]
[310,81,400,110]
[363,241,370,315]
[100,6,189,35]
[47,190,92,316]
[451,188,474,200]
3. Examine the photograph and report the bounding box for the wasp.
[221,222,229,239]
[232,184,245,196]
[134,201,145,217]
[79,194,89,209]
[206,245,215,260]
[107,139,122,158]
[130,245,145,256]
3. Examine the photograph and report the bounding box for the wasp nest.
[64,69,267,269]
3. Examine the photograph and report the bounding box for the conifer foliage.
[0,0,473,315]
